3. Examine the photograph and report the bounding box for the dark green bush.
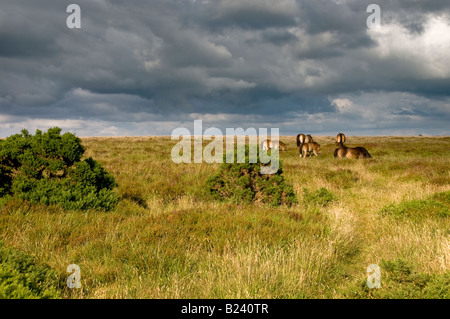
[0,165,12,197]
[0,241,61,299]
[0,127,118,211]
[206,145,297,206]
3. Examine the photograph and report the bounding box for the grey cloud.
[0,0,449,137]
[196,0,300,31]
[260,29,299,46]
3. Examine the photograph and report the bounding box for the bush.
[206,145,297,206]
[0,165,12,197]
[0,127,118,211]
[0,241,61,299]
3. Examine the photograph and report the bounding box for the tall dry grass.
[0,135,449,298]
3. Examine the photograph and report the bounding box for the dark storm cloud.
[259,29,299,45]
[184,0,300,31]
[0,0,449,137]
[298,0,368,35]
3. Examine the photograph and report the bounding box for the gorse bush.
[0,127,118,211]
[0,165,12,197]
[0,241,61,299]
[206,145,297,206]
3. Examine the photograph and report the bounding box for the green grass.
[341,259,450,299]
[0,135,449,298]
[380,192,450,221]
[302,187,336,207]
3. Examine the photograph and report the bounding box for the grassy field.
[0,135,449,298]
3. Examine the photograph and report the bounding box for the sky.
[0,0,449,137]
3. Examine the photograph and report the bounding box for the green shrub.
[0,241,61,299]
[206,145,297,206]
[0,127,118,211]
[0,165,12,197]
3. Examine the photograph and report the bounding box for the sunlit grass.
[0,135,449,298]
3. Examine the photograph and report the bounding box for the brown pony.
[334,145,372,159]
[301,142,321,158]
[334,132,371,159]
[261,139,287,151]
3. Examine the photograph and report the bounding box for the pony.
[260,139,287,151]
[301,142,321,158]
[333,132,372,159]
[334,145,372,159]
[296,134,314,147]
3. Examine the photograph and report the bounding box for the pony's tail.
[296,134,305,153]
[336,133,345,146]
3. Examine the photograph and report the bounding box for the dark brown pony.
[334,146,372,159]
[334,132,371,159]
